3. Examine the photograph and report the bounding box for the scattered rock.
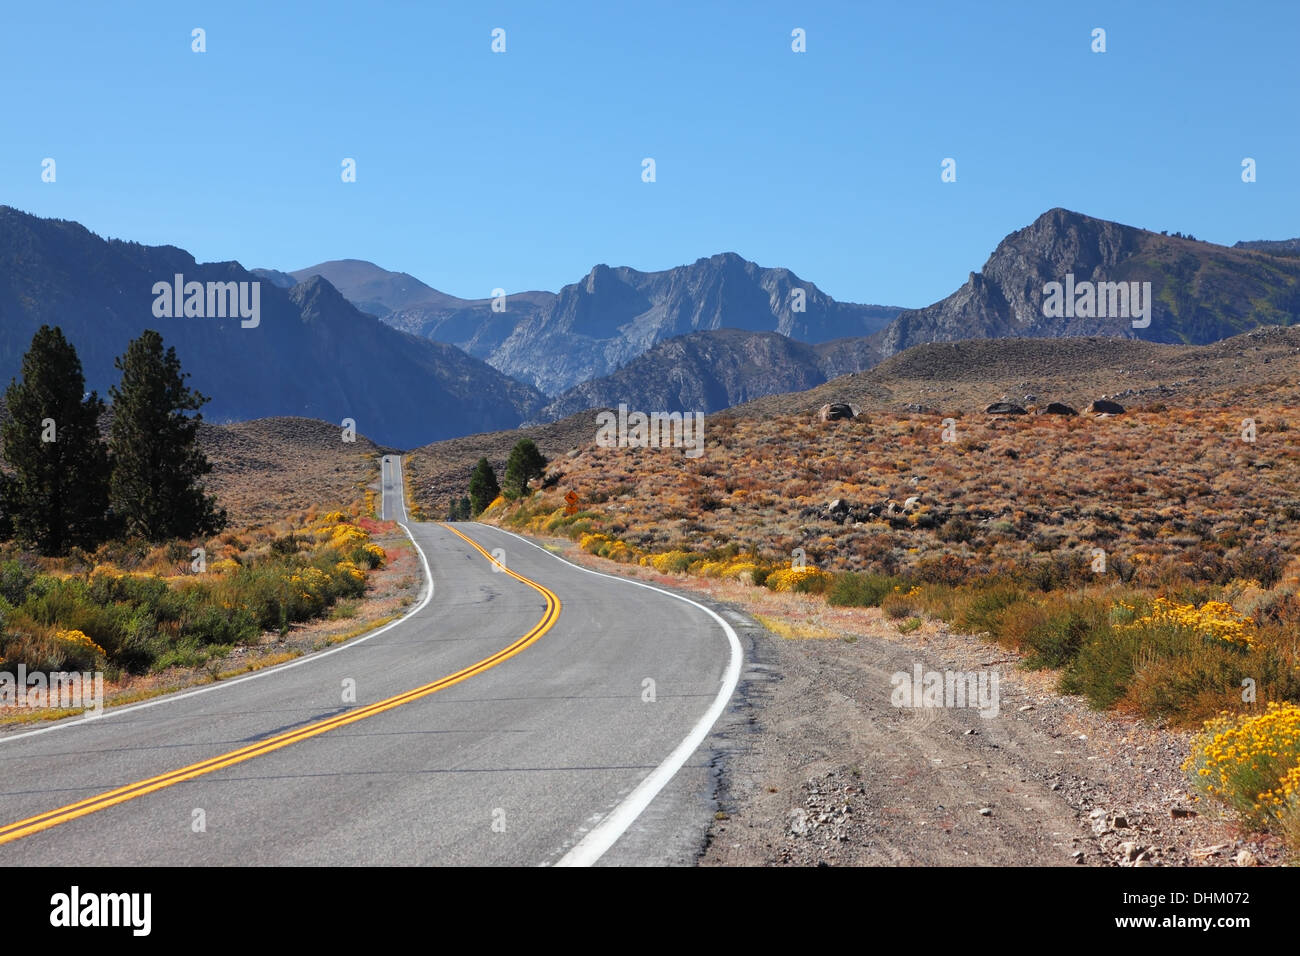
[1087,399,1126,414]
[1042,402,1078,416]
[985,402,1028,415]
[1235,849,1260,867]
[1117,841,1146,862]
[818,402,860,422]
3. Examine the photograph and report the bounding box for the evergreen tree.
[502,438,547,500]
[108,330,226,541]
[0,326,111,555]
[458,494,471,520]
[467,457,500,516]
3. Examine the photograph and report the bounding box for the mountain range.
[0,206,543,448]
[6,203,1300,450]
[286,254,902,395]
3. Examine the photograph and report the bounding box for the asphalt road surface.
[0,455,741,865]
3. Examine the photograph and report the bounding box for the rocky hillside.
[0,207,545,448]
[532,328,881,422]
[878,208,1300,356]
[737,324,1300,420]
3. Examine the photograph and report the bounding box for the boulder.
[985,402,1028,415]
[819,402,860,422]
[1087,399,1125,414]
[1042,402,1078,415]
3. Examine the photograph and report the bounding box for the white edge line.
[481,524,744,868]
[0,457,434,745]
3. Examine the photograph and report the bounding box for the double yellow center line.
[0,524,559,848]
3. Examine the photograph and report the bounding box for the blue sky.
[3,1,1296,308]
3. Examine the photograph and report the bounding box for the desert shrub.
[953,582,1031,636]
[1020,596,1110,669]
[1185,703,1300,833]
[937,516,976,544]
[827,572,901,608]
[645,550,699,574]
[765,567,832,594]
[0,559,35,605]
[881,586,922,619]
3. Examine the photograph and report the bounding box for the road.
[0,455,741,865]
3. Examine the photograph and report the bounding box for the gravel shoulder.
[529,536,1288,867]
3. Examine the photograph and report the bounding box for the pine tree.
[108,330,226,541]
[502,439,547,500]
[0,326,111,555]
[467,457,500,516]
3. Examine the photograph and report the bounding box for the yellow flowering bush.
[1184,702,1300,829]
[643,550,697,574]
[765,567,832,593]
[55,629,106,658]
[1118,597,1258,649]
[334,561,366,585]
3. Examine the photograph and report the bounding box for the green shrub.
[827,573,900,608]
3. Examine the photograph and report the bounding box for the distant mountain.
[531,328,880,422]
[287,258,555,365]
[1233,237,1300,257]
[250,267,298,289]
[282,253,902,396]
[290,259,465,315]
[491,253,900,394]
[0,207,544,448]
[878,208,1300,356]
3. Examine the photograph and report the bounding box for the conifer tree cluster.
[0,326,225,555]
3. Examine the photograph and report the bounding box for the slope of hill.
[408,326,1300,519]
[199,417,392,526]
[403,412,599,518]
[531,328,881,422]
[737,324,1300,420]
[0,207,545,448]
[1234,237,1300,257]
[879,208,1300,356]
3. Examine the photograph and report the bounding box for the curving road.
[0,455,741,865]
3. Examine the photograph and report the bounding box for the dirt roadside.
[532,535,1288,868]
